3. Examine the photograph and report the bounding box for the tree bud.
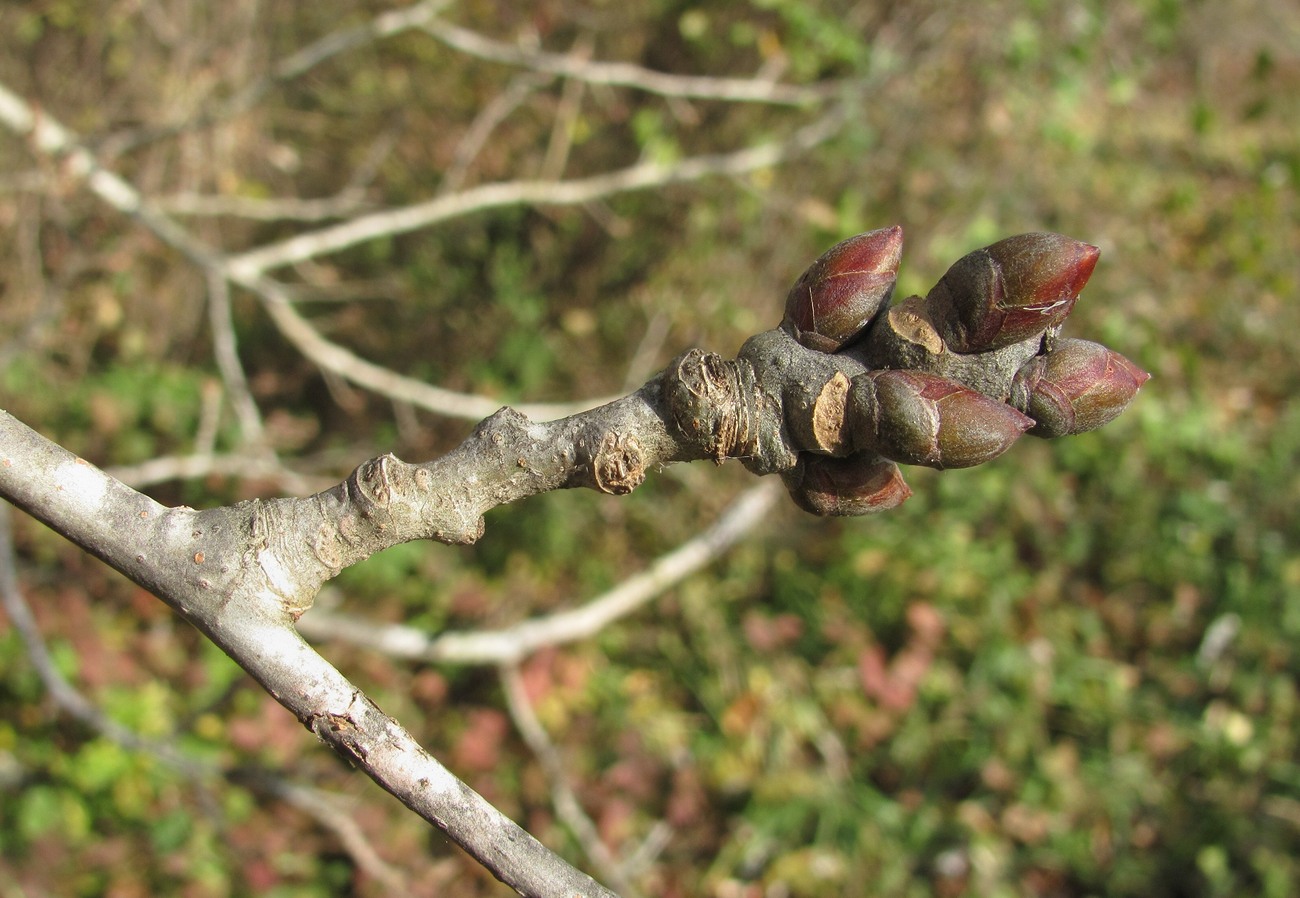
[782,452,912,517]
[926,233,1099,353]
[782,226,903,353]
[1012,338,1151,437]
[854,370,1034,469]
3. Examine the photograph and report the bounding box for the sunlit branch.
[0,504,410,890]
[297,481,781,664]
[154,189,375,222]
[206,270,268,450]
[226,109,846,278]
[419,16,833,106]
[0,80,619,424]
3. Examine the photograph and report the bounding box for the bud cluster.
[776,227,1149,515]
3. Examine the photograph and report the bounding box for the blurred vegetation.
[1,0,1298,896]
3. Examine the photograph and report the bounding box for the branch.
[254,283,619,421]
[298,481,781,665]
[418,16,832,106]
[0,409,620,898]
[1,212,1147,895]
[206,269,268,450]
[501,663,643,897]
[153,188,375,222]
[0,503,410,891]
[225,109,847,278]
[0,80,621,422]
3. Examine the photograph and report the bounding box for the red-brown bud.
[782,226,903,353]
[926,233,1099,353]
[782,452,912,516]
[853,370,1034,469]
[1012,339,1151,437]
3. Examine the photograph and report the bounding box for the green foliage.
[3,0,1299,894]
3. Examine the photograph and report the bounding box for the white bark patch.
[52,458,108,513]
[257,549,297,598]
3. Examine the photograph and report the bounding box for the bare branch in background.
[419,16,833,105]
[298,481,782,665]
[253,284,619,421]
[226,108,847,278]
[441,71,554,195]
[154,189,375,222]
[501,663,644,898]
[205,268,268,451]
[235,773,415,893]
[0,81,617,422]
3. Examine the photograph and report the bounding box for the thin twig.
[441,72,553,194]
[206,268,268,451]
[420,17,834,106]
[298,480,781,664]
[253,278,620,421]
[235,773,413,893]
[0,80,618,423]
[501,664,641,898]
[227,108,847,277]
[154,189,375,221]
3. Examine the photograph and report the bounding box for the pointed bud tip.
[930,232,1100,352]
[1016,340,1150,437]
[990,233,1099,307]
[827,225,904,275]
[782,227,904,353]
